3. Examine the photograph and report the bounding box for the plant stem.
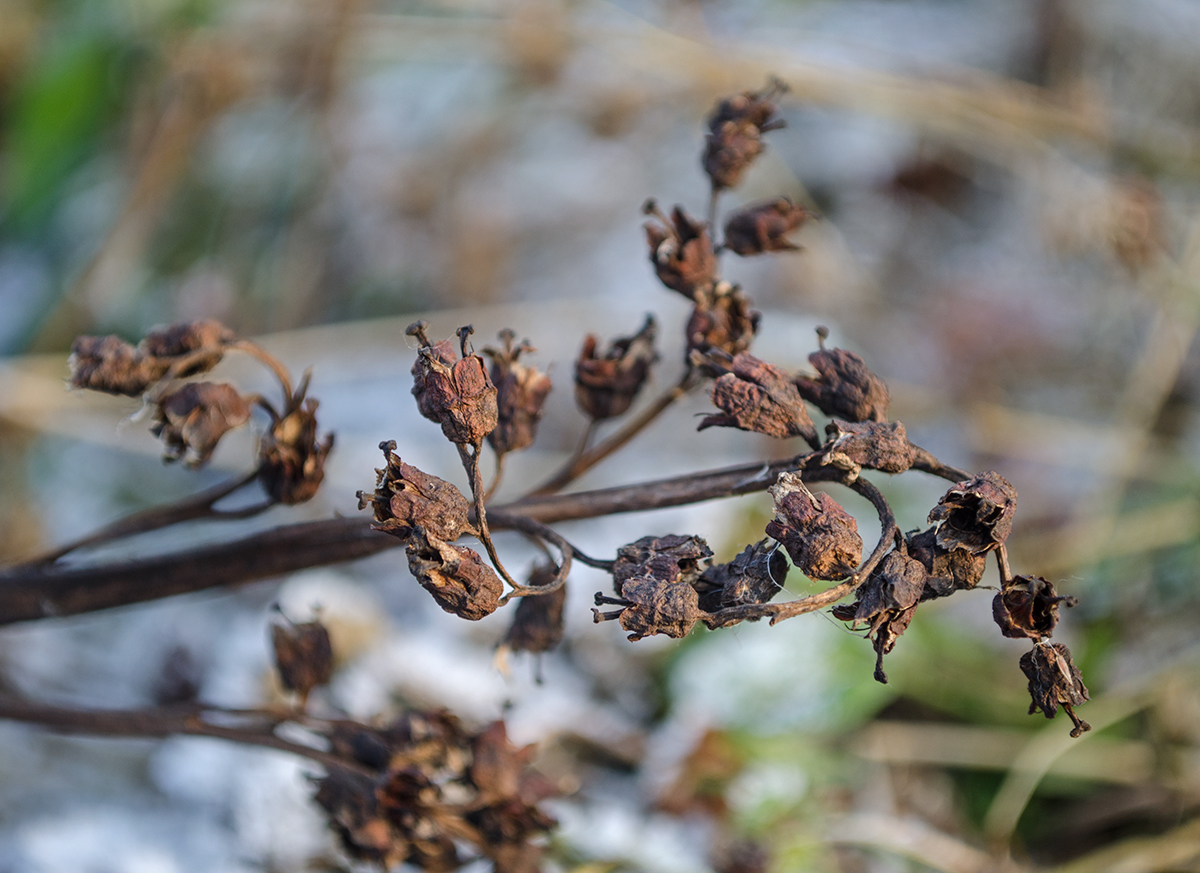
[458,442,519,589]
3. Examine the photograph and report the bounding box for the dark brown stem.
[26,467,265,567]
[230,339,295,409]
[490,515,573,602]
[996,544,1013,586]
[911,446,970,483]
[483,452,505,503]
[707,185,721,241]
[458,442,519,589]
[529,370,703,496]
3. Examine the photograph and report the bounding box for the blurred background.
[2,0,1200,870]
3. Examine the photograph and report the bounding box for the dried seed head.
[643,200,716,300]
[698,351,818,444]
[484,330,552,457]
[358,441,472,542]
[702,78,788,190]
[821,419,917,476]
[906,526,986,598]
[993,575,1077,640]
[313,767,405,867]
[1020,643,1091,737]
[794,329,891,423]
[928,471,1017,555]
[503,562,567,654]
[140,318,234,361]
[406,527,503,621]
[686,281,760,358]
[68,335,168,396]
[765,472,862,581]
[258,398,334,504]
[408,322,499,446]
[722,197,809,256]
[150,382,251,467]
[831,550,926,684]
[612,533,713,593]
[271,612,334,705]
[594,574,707,641]
[574,314,658,420]
[695,540,787,613]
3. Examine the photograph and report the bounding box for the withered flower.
[1020,643,1091,737]
[140,318,234,376]
[503,562,567,654]
[484,329,553,456]
[928,471,1017,555]
[722,197,808,256]
[150,382,251,467]
[575,314,658,420]
[593,574,707,641]
[831,550,928,682]
[271,612,334,706]
[313,767,405,868]
[695,540,787,613]
[258,398,334,504]
[993,575,1077,640]
[407,321,498,446]
[821,419,917,476]
[765,472,862,581]
[643,200,716,300]
[611,533,713,593]
[703,77,788,190]
[698,351,818,445]
[906,526,986,599]
[794,327,891,423]
[69,335,167,396]
[406,527,503,621]
[357,441,472,542]
[686,281,759,357]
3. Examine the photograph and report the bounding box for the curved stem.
[995,544,1013,586]
[491,515,573,603]
[458,443,519,589]
[529,370,703,496]
[911,446,970,483]
[483,452,505,503]
[230,340,294,410]
[27,467,265,566]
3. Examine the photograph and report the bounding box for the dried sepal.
[357,440,472,542]
[593,574,707,641]
[408,321,499,446]
[574,314,658,420]
[702,77,787,190]
[765,472,862,581]
[406,527,503,621]
[906,526,986,599]
[794,330,891,423]
[612,533,713,593]
[695,540,787,613]
[686,281,759,358]
[150,381,251,467]
[503,561,567,654]
[271,612,334,705]
[1020,643,1091,737]
[697,351,818,444]
[484,330,553,456]
[992,575,1077,640]
[643,200,716,300]
[821,419,917,476]
[258,397,333,504]
[722,197,808,256]
[928,471,1017,555]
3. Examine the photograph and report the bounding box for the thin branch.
[230,339,294,409]
[911,446,971,483]
[458,442,519,589]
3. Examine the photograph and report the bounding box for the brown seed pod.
[68,335,168,396]
[702,77,788,190]
[821,419,917,476]
[831,549,927,684]
[686,281,759,358]
[574,314,658,421]
[270,612,334,705]
[695,540,787,614]
[765,472,862,581]
[722,197,809,256]
[502,562,567,655]
[407,322,498,446]
[611,533,713,593]
[594,574,707,641]
[406,527,503,621]
[906,526,986,598]
[1020,643,1091,737]
[150,382,252,467]
[643,200,716,300]
[258,398,334,505]
[698,351,818,444]
[992,575,1077,640]
[484,330,552,457]
[794,330,891,423]
[357,441,472,542]
[928,471,1017,555]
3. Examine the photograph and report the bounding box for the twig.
[458,442,519,589]
[911,446,971,483]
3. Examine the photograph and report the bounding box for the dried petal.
[150,382,251,467]
[723,197,808,256]
[503,562,566,654]
[408,322,499,446]
[702,78,787,190]
[695,540,787,613]
[686,281,759,358]
[821,419,917,476]
[68,335,168,396]
[1020,643,1091,737]
[906,526,986,598]
[406,527,503,621]
[643,200,716,300]
[271,614,334,704]
[358,440,472,542]
[993,575,1077,640]
[485,330,553,456]
[574,315,657,420]
[698,351,818,444]
[928,471,1017,555]
[795,333,891,423]
[612,533,713,593]
[765,472,862,581]
[258,398,333,504]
